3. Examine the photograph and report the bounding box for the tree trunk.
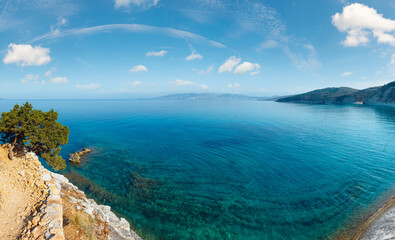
[8,144,14,160]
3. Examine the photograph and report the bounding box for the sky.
[0,0,395,99]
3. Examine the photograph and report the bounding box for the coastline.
[0,145,141,240]
[350,195,395,240]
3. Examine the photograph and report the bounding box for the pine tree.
[0,102,69,170]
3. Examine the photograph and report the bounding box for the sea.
[0,99,394,239]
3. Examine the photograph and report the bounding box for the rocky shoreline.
[0,146,141,240]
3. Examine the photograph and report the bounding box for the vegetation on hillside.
[0,102,69,170]
[276,81,395,105]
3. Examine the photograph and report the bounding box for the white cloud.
[32,24,226,49]
[198,65,214,75]
[44,70,52,77]
[131,81,142,87]
[3,44,51,66]
[114,0,159,9]
[75,84,100,90]
[234,62,261,75]
[50,77,69,84]
[284,44,320,69]
[218,56,241,73]
[256,40,280,51]
[146,50,167,56]
[130,65,148,72]
[340,71,353,77]
[200,84,209,90]
[227,83,242,88]
[186,53,203,61]
[332,3,395,46]
[21,74,39,83]
[168,79,194,86]
[391,53,395,65]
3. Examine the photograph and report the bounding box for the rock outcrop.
[51,172,141,240]
[0,146,141,240]
[69,148,92,164]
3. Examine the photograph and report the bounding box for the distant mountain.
[276,81,395,105]
[155,93,259,100]
[276,87,358,104]
[364,81,395,105]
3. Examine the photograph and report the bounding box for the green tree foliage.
[0,102,69,170]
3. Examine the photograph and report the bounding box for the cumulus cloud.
[340,71,353,77]
[114,0,159,9]
[75,84,100,90]
[3,44,51,66]
[146,50,167,56]
[168,79,194,86]
[186,53,203,61]
[227,83,242,88]
[130,65,148,72]
[21,74,39,84]
[218,56,241,73]
[234,62,261,75]
[50,77,69,84]
[332,3,395,46]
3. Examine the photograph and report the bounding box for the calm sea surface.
[1,100,394,239]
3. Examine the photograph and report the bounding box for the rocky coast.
[0,145,141,240]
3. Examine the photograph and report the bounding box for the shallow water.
[1,100,394,239]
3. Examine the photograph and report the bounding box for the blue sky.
[0,0,394,99]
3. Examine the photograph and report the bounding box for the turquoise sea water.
[1,100,395,239]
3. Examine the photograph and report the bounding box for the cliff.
[364,81,395,105]
[0,145,141,240]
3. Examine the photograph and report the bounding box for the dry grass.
[69,210,96,240]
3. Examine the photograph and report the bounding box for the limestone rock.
[68,148,92,164]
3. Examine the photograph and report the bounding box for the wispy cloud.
[256,40,280,51]
[227,83,242,89]
[131,81,142,87]
[75,57,94,68]
[186,53,203,61]
[197,65,214,75]
[30,24,226,48]
[168,79,194,86]
[200,84,209,90]
[21,74,39,84]
[50,77,69,84]
[75,83,100,90]
[283,44,320,70]
[146,50,167,56]
[114,0,159,9]
[340,71,353,77]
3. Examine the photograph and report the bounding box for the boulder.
[68,148,92,164]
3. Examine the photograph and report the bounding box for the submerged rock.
[69,148,92,164]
